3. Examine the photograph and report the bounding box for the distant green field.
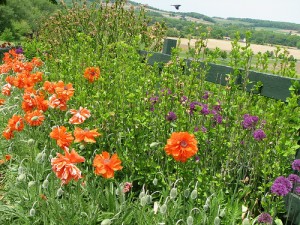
[213,18,252,26]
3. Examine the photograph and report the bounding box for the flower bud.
[18,166,25,174]
[79,144,85,150]
[29,208,36,217]
[101,219,112,225]
[203,204,209,212]
[190,189,197,200]
[214,216,221,225]
[184,189,190,198]
[219,208,226,218]
[242,218,251,225]
[28,139,35,145]
[17,173,26,181]
[153,178,158,186]
[205,197,211,206]
[56,187,64,197]
[139,191,146,199]
[160,204,167,214]
[42,179,49,189]
[170,187,177,199]
[140,195,148,206]
[28,181,35,188]
[187,216,194,225]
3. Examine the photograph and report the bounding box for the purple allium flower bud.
[214,114,223,124]
[15,47,23,54]
[180,96,188,105]
[295,187,300,195]
[202,91,210,100]
[166,111,177,122]
[271,176,292,196]
[194,155,200,163]
[200,104,210,115]
[161,88,172,95]
[242,114,259,130]
[213,101,222,112]
[194,126,199,132]
[257,213,272,224]
[189,101,201,115]
[288,174,300,184]
[292,159,300,171]
[201,126,207,133]
[253,129,266,141]
[150,96,159,105]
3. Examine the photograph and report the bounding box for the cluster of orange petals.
[24,110,45,126]
[5,71,43,89]
[51,148,85,184]
[50,126,74,150]
[164,132,198,162]
[2,115,24,140]
[2,83,12,96]
[69,107,91,124]
[22,88,48,113]
[93,151,123,178]
[83,67,100,83]
[74,127,101,143]
[0,98,5,106]
[0,154,12,165]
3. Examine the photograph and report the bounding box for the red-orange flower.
[25,110,45,126]
[83,67,100,83]
[54,81,74,101]
[93,151,123,178]
[48,94,68,111]
[8,115,24,132]
[0,99,5,106]
[5,154,11,161]
[51,148,85,185]
[43,81,57,94]
[164,132,198,162]
[2,83,12,96]
[74,127,101,143]
[50,126,74,150]
[31,57,43,67]
[69,107,91,124]
[2,127,14,140]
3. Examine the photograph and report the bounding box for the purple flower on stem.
[180,96,188,105]
[271,176,292,196]
[292,159,300,171]
[194,155,200,163]
[166,111,177,122]
[253,129,266,141]
[15,47,23,54]
[257,213,273,224]
[189,101,201,115]
[202,91,210,100]
[288,174,300,184]
[161,88,172,95]
[150,96,159,105]
[201,126,207,133]
[200,104,210,115]
[213,114,223,124]
[295,187,300,195]
[242,114,259,130]
[213,101,222,112]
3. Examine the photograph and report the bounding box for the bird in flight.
[171,4,181,10]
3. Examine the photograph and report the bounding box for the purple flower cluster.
[15,47,23,54]
[292,159,300,171]
[166,111,177,122]
[242,114,259,130]
[257,213,273,224]
[253,129,266,141]
[271,176,292,196]
[288,174,300,184]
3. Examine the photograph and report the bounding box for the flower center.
[104,159,110,165]
[180,140,188,148]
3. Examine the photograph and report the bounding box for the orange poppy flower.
[74,127,101,143]
[2,127,14,140]
[54,81,74,101]
[25,110,45,126]
[2,83,12,96]
[22,89,48,112]
[8,115,24,132]
[43,81,57,94]
[93,151,123,178]
[164,132,198,162]
[50,126,74,150]
[51,148,85,185]
[69,107,91,124]
[31,57,43,67]
[5,154,12,161]
[0,159,5,165]
[83,67,100,83]
[0,99,5,106]
[48,94,68,111]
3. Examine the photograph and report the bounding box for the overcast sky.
[131,0,300,24]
